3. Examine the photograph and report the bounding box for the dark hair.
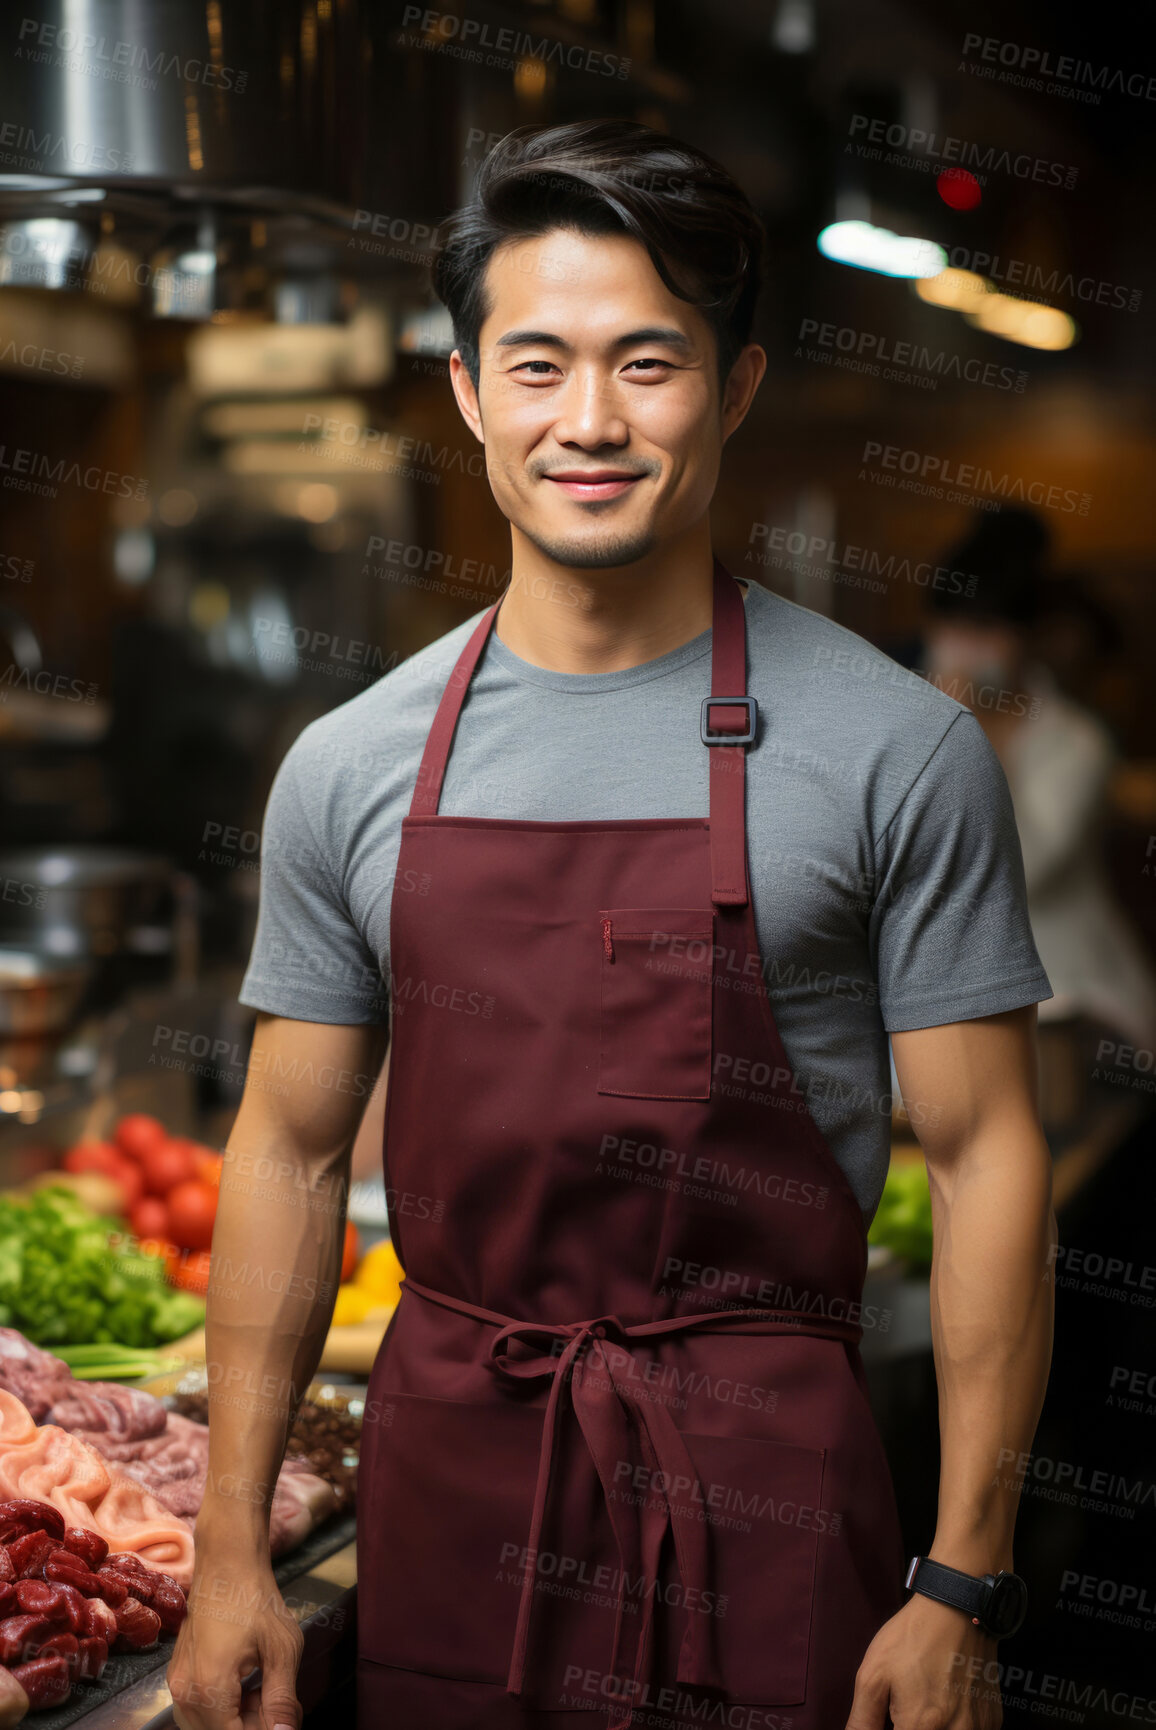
[927,507,1050,625]
[431,119,766,391]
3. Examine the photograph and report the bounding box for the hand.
[168,1553,304,1730]
[845,1593,1003,1729]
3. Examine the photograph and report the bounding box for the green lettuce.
[0,1186,204,1348]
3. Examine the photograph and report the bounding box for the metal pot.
[0,947,92,1035]
[0,846,175,960]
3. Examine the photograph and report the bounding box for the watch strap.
[905,1556,986,1622]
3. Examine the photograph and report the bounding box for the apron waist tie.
[402,1278,862,1729]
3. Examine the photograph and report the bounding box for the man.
[169,120,1055,1730]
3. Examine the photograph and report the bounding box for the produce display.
[49,1346,187,1385]
[0,1190,203,1350]
[63,1114,222,1280]
[867,1157,935,1269]
[44,1114,364,1309]
[0,1493,187,1718]
[331,1237,404,1327]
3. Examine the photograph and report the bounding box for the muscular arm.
[848,1005,1055,1729]
[170,1012,388,1730]
[893,1004,1055,1576]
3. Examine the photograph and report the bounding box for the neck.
[494,529,735,675]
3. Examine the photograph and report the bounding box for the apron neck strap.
[705,556,752,907]
[408,557,752,909]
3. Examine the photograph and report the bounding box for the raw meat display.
[266,1458,342,1555]
[172,1390,360,1511]
[113,1412,209,1517]
[0,1493,188,1716]
[0,1393,194,1588]
[0,1337,73,1427]
[113,1415,340,1552]
[0,1334,166,1445]
[0,1331,345,1564]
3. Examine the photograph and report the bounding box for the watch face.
[987,1572,1028,1637]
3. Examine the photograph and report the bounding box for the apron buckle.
[700,695,757,745]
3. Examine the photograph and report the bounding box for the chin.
[518,524,659,570]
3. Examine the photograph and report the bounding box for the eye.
[623,357,673,376]
[512,359,560,377]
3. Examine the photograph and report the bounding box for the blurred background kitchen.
[0,1,1154,1724]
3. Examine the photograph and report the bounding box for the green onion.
[52,1343,186,1380]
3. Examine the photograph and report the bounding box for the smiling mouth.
[544,471,645,501]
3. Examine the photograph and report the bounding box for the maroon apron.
[356,560,906,1730]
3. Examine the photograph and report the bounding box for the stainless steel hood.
[1,0,351,200]
[0,0,467,312]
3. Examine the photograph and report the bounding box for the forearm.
[926,1119,1055,1573]
[195,1128,345,1555]
[196,1138,344,1553]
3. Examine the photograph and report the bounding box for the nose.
[550,367,629,450]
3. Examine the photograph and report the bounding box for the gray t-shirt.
[239,577,1051,1219]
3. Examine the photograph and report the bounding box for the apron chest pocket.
[598,907,714,1101]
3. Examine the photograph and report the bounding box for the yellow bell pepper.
[332,1284,375,1326]
[354,1238,405,1304]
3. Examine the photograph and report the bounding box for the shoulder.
[278,607,491,783]
[741,580,975,831]
[743,579,967,731]
[265,606,491,848]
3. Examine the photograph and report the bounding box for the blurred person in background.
[920,510,1156,1058]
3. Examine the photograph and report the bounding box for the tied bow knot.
[402,1279,864,1730]
[485,1311,716,1729]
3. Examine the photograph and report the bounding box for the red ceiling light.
[937,168,982,210]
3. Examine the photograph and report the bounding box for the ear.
[449,351,485,444]
[721,343,767,443]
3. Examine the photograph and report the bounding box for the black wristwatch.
[905,1556,1028,1639]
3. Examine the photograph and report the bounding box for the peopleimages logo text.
[961,33,1156,103]
[399,7,630,77]
[846,115,1078,189]
[859,442,1089,513]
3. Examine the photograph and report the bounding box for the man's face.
[450,227,745,571]
[923,620,1024,698]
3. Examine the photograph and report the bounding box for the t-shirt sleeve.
[870,710,1053,1032]
[238,744,389,1026]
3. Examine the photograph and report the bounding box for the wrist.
[906,1553,1029,1640]
[904,1587,997,1643]
[193,1500,272,1555]
[927,1534,1014,1576]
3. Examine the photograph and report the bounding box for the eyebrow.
[493,326,694,354]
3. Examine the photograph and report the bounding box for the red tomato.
[62,1142,143,1208]
[129,1196,170,1241]
[63,1141,118,1177]
[139,1138,198,1198]
[341,1220,359,1284]
[193,1148,224,1188]
[164,1138,224,1187]
[165,1179,218,1252]
[166,1247,212,1297]
[110,1156,143,1209]
[114,1115,169,1163]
